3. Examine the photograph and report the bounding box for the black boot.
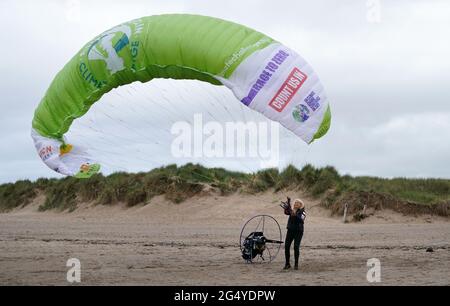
[283,263,291,270]
[294,264,299,270]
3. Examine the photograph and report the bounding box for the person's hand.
[281,199,290,210]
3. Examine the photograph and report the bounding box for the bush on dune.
[39,177,79,212]
[0,180,37,212]
[0,163,448,217]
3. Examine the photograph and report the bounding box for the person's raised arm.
[282,197,292,215]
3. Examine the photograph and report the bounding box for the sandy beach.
[0,192,449,285]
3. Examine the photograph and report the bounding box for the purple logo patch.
[241,50,290,106]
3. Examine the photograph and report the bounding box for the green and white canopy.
[32,14,331,178]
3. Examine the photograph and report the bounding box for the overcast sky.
[0,0,449,183]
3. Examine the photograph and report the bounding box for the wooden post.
[363,204,367,216]
[343,203,348,223]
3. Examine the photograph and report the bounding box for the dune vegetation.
[0,164,449,218]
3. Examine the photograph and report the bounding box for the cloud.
[0,0,449,183]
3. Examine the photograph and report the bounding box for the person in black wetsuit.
[283,198,306,270]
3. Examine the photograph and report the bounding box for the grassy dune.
[0,164,449,217]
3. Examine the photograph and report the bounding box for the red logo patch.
[269,68,307,112]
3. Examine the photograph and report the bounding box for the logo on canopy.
[292,104,310,123]
[269,67,307,112]
[87,24,132,75]
[79,19,143,89]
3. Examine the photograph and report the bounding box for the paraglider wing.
[32,14,331,177]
